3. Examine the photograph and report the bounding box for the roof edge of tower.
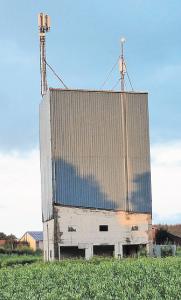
[49,88,148,95]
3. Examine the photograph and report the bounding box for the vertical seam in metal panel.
[121,93,129,211]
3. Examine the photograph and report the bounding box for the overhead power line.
[44,59,68,89]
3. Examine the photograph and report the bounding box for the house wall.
[20,233,36,251]
[37,241,44,250]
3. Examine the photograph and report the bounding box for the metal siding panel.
[40,89,152,213]
[39,92,53,221]
[50,90,127,210]
[125,93,152,212]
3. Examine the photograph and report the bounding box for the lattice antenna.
[38,13,51,96]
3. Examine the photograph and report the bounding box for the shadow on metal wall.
[53,159,118,209]
[53,159,152,213]
[128,172,152,213]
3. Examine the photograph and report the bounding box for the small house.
[20,231,43,251]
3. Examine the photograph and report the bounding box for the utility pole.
[119,37,126,91]
[38,13,51,96]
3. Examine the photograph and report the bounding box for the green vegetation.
[0,245,35,255]
[0,257,181,299]
[176,246,181,257]
[0,255,41,268]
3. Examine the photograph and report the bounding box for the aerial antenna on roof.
[38,13,50,96]
[119,37,126,91]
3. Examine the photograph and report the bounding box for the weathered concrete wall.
[43,219,54,261]
[43,205,152,260]
[153,245,176,257]
[39,91,53,221]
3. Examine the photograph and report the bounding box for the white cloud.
[0,142,181,238]
[0,150,42,238]
[151,141,181,224]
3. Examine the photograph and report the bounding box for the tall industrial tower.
[39,14,152,261]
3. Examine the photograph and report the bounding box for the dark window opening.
[60,246,85,259]
[123,244,146,257]
[99,225,108,231]
[93,245,114,257]
[132,225,138,231]
[49,250,52,258]
[126,237,131,243]
[68,226,76,232]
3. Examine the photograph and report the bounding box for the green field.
[0,254,41,268]
[0,257,181,300]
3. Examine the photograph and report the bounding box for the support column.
[146,242,153,257]
[85,244,93,260]
[115,243,123,259]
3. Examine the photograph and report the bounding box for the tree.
[0,232,7,239]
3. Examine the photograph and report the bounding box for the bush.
[15,246,34,255]
[161,245,173,257]
[0,255,41,268]
[176,246,181,256]
[34,248,43,256]
[0,246,35,256]
[0,248,6,254]
[138,245,148,257]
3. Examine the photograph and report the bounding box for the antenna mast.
[38,13,51,96]
[119,37,126,91]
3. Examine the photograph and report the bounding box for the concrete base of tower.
[43,205,152,261]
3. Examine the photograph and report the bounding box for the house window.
[68,226,76,232]
[132,225,138,231]
[99,225,108,231]
[50,250,52,258]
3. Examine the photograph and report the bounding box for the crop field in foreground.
[0,257,181,300]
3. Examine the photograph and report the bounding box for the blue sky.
[0,0,180,150]
[0,0,181,235]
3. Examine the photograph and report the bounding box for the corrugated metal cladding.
[50,90,127,211]
[39,89,152,220]
[124,93,152,212]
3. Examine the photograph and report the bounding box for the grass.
[0,257,181,299]
[0,254,42,268]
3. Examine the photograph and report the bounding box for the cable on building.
[100,56,120,89]
[111,78,121,90]
[124,62,134,91]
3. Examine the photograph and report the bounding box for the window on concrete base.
[99,225,108,231]
[132,225,138,231]
[93,245,114,257]
[68,226,76,232]
[60,246,85,259]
